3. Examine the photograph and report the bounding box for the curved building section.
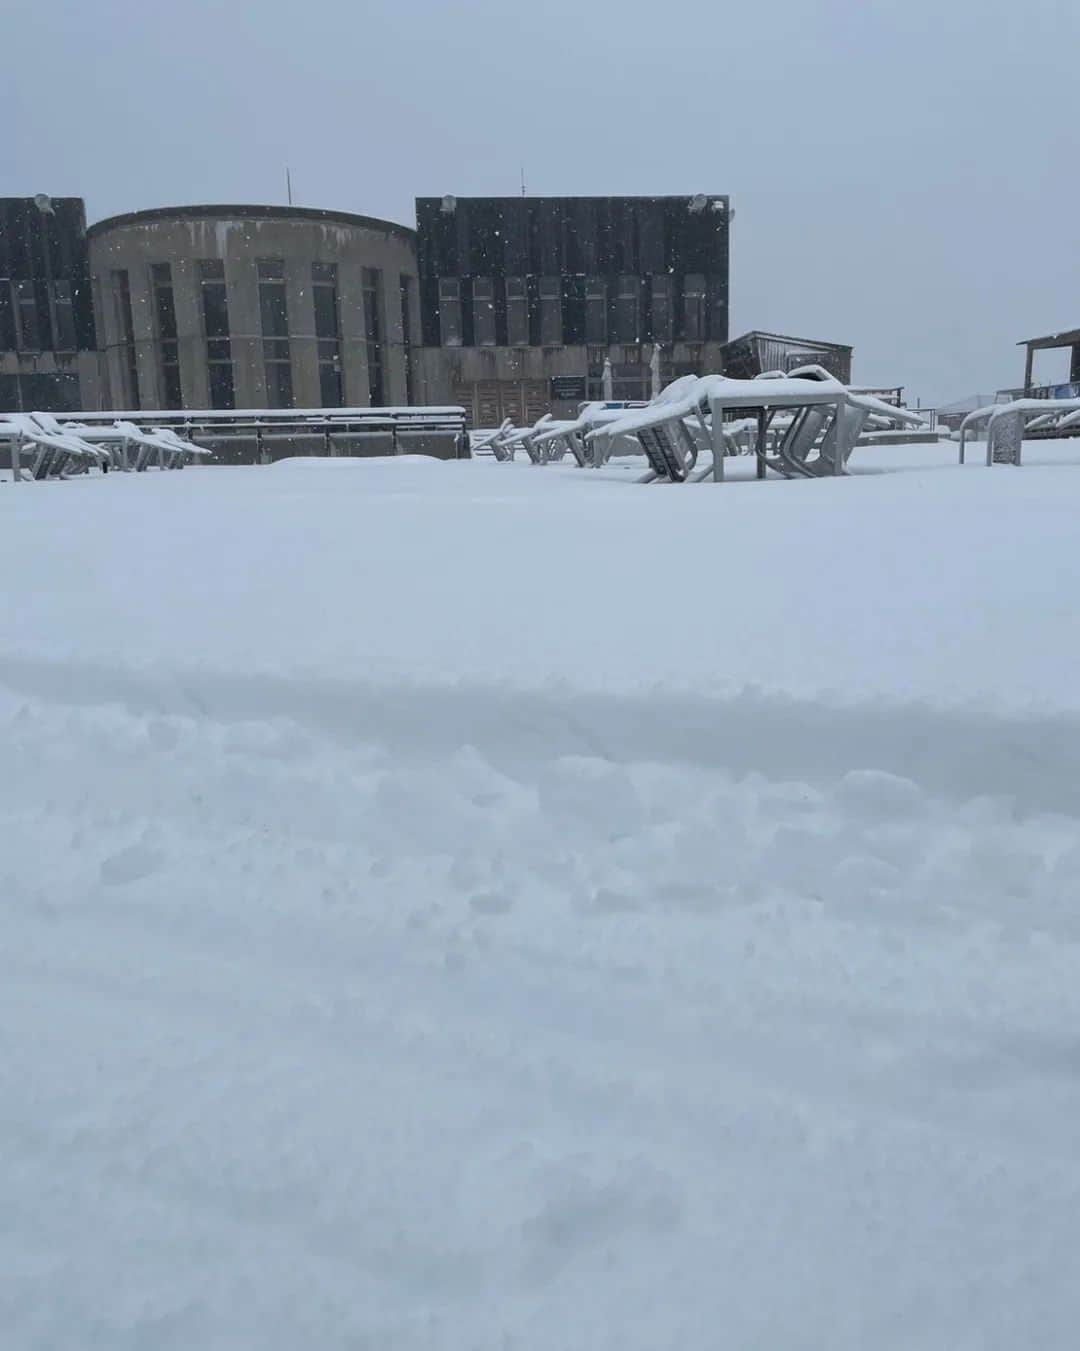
[87,204,419,411]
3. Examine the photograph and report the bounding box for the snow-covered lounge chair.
[471,419,516,462]
[958,397,1080,466]
[532,403,650,468]
[499,421,548,465]
[3,413,107,481]
[55,419,209,471]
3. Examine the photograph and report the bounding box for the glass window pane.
[52,282,77,351]
[539,275,562,346]
[613,275,639,343]
[506,276,528,347]
[155,280,177,342]
[437,277,460,346]
[208,361,235,410]
[585,277,607,345]
[264,354,293,408]
[201,284,230,339]
[16,279,40,349]
[473,276,496,345]
[259,282,289,338]
[319,362,343,408]
[162,362,182,408]
[650,274,672,342]
[0,281,16,350]
[682,274,706,341]
[313,285,339,339]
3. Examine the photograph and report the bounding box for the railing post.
[711,399,725,482]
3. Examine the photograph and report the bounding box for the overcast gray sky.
[6,0,1078,403]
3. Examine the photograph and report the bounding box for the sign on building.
[550,376,587,402]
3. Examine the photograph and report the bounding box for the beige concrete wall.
[415,340,729,421]
[87,209,419,412]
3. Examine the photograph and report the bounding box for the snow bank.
[4,445,1080,1348]
[268,453,453,470]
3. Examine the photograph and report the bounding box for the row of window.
[0,278,80,353]
[108,259,416,411]
[417,197,728,281]
[435,273,723,349]
[0,371,82,414]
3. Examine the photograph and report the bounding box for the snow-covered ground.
[4,442,1080,1348]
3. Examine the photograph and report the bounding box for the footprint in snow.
[100,843,166,886]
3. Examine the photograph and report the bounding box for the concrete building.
[412,194,731,425]
[0,196,101,413]
[4,193,858,426]
[87,204,420,411]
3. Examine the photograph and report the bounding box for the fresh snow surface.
[4,441,1080,1349]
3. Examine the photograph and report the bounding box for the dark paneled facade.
[415,195,729,351]
[0,197,97,412]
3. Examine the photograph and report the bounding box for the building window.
[198,258,234,410]
[709,279,727,343]
[363,267,385,406]
[151,263,182,408]
[539,275,562,346]
[257,258,292,408]
[15,279,40,352]
[613,275,640,343]
[112,269,140,409]
[473,276,496,346]
[400,274,415,404]
[91,275,113,408]
[682,274,706,342]
[650,274,672,343]
[585,277,607,345]
[0,280,16,350]
[313,261,343,408]
[2,371,81,413]
[51,280,78,352]
[438,276,461,348]
[505,276,528,347]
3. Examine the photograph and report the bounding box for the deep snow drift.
[4,443,1080,1349]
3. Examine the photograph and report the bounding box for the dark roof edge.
[88,203,415,243]
[722,330,853,352]
[1017,328,1080,350]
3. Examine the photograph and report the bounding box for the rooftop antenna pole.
[286,167,293,206]
[520,165,526,197]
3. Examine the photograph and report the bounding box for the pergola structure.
[1019,328,1080,395]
